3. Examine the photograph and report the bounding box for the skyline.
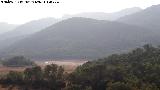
[0,0,160,24]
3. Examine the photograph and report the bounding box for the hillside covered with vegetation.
[1,17,159,59]
[1,56,35,67]
[0,44,159,90]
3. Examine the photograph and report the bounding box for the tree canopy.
[1,56,35,67]
[0,44,160,90]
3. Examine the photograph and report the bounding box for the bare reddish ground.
[0,85,19,90]
[35,59,88,73]
[0,60,88,90]
[0,59,88,74]
[0,67,25,74]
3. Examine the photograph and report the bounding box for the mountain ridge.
[118,4,160,30]
[1,17,159,59]
[62,7,142,21]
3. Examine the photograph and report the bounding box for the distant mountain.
[0,18,59,49]
[0,22,17,34]
[1,17,159,59]
[63,7,142,20]
[118,4,160,30]
[0,18,59,40]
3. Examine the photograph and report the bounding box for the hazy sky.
[0,0,160,24]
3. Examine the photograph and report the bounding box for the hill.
[118,4,160,30]
[0,44,160,90]
[0,18,59,40]
[0,18,59,50]
[1,17,159,59]
[63,7,142,21]
[68,44,160,89]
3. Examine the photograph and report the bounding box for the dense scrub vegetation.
[0,64,65,90]
[0,44,160,90]
[68,44,160,90]
[1,56,35,67]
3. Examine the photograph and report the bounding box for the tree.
[2,56,35,67]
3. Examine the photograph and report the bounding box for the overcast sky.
[0,0,160,24]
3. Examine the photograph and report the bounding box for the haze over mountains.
[0,23,18,34]
[0,4,160,59]
[1,17,159,59]
[62,7,142,21]
[118,5,160,30]
[0,7,142,51]
[0,18,59,40]
[0,18,59,50]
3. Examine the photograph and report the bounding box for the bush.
[2,56,35,67]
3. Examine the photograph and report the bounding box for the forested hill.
[118,4,160,30]
[0,44,160,90]
[1,17,159,59]
[69,44,160,89]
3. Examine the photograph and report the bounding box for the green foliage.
[6,71,23,83]
[43,64,65,89]
[2,56,35,67]
[0,44,160,90]
[24,66,43,81]
[0,64,65,90]
[67,44,160,90]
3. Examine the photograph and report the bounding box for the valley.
[0,59,87,74]
[0,3,160,90]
